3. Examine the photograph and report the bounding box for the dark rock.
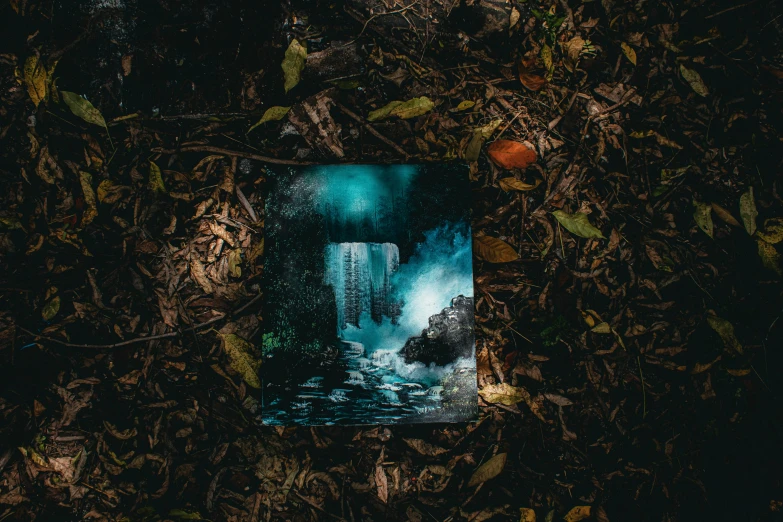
[401,295,475,366]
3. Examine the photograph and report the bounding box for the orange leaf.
[487,140,537,170]
[518,58,547,91]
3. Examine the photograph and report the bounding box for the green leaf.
[42,296,60,321]
[61,91,107,130]
[706,313,743,354]
[680,64,709,97]
[739,187,758,236]
[468,453,507,488]
[474,236,519,263]
[247,106,291,134]
[693,200,713,238]
[367,97,434,121]
[219,333,261,388]
[148,162,166,193]
[552,211,605,239]
[757,238,782,276]
[282,39,307,93]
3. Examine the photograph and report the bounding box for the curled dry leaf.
[552,211,605,239]
[218,333,261,388]
[375,465,388,503]
[467,452,507,487]
[190,258,213,294]
[473,236,519,263]
[517,57,546,91]
[498,177,541,192]
[78,171,98,226]
[487,139,537,170]
[282,39,307,93]
[404,438,448,456]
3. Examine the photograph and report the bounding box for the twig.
[234,187,258,223]
[637,355,647,419]
[151,146,312,165]
[15,293,262,350]
[336,103,410,158]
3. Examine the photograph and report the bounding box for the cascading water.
[325,242,400,330]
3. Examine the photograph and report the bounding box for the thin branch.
[151,146,312,165]
[15,293,263,350]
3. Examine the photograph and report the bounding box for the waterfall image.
[261,165,477,425]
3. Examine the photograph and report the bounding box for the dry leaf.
[757,238,782,276]
[564,506,592,522]
[706,312,742,354]
[498,177,542,192]
[190,258,213,294]
[42,296,60,321]
[519,508,536,522]
[149,162,166,193]
[711,202,740,227]
[368,97,434,121]
[487,140,537,170]
[680,64,709,97]
[757,218,783,244]
[403,438,448,456]
[474,236,519,263]
[218,333,261,388]
[517,57,547,91]
[375,465,388,503]
[467,453,507,487]
[621,42,637,65]
[24,54,47,107]
[455,100,475,111]
[465,119,502,162]
[739,187,758,235]
[79,171,98,226]
[693,200,714,238]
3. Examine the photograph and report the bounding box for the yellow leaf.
[726,368,751,377]
[42,296,60,321]
[564,506,592,522]
[680,64,709,97]
[519,508,536,522]
[474,236,519,263]
[739,188,758,235]
[498,177,542,192]
[282,39,307,93]
[706,312,743,354]
[591,322,611,334]
[757,217,783,244]
[479,382,527,406]
[468,453,507,487]
[757,238,782,276]
[464,119,502,163]
[61,91,107,130]
[693,200,713,238]
[149,162,166,193]
[552,211,605,239]
[78,171,98,226]
[24,54,47,107]
[218,333,261,388]
[248,106,291,134]
[455,100,475,111]
[621,42,637,65]
[541,44,554,78]
[368,97,434,121]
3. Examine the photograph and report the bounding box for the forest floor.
[1,0,783,521]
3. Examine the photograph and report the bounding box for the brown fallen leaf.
[190,258,214,294]
[375,465,388,503]
[487,139,537,170]
[474,236,519,263]
[403,438,448,456]
[467,452,507,487]
[517,57,547,91]
[564,506,592,522]
[498,177,542,192]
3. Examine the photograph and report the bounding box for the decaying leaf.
[375,465,388,503]
[479,382,527,406]
[518,57,547,91]
[61,91,107,130]
[218,333,261,388]
[757,218,783,244]
[498,177,541,192]
[149,162,166,193]
[42,295,60,321]
[693,200,714,238]
[248,106,291,133]
[487,139,537,170]
[78,171,98,226]
[474,236,519,263]
[562,36,585,72]
[680,64,709,97]
[403,438,448,456]
[24,54,47,107]
[711,202,740,227]
[757,238,782,276]
[367,97,434,121]
[227,248,242,278]
[706,312,743,354]
[739,187,758,235]
[621,42,637,65]
[519,508,536,522]
[564,506,592,522]
[282,39,307,93]
[465,119,502,162]
[467,452,506,487]
[190,258,213,294]
[552,211,605,239]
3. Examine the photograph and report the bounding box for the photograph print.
[260,164,476,425]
